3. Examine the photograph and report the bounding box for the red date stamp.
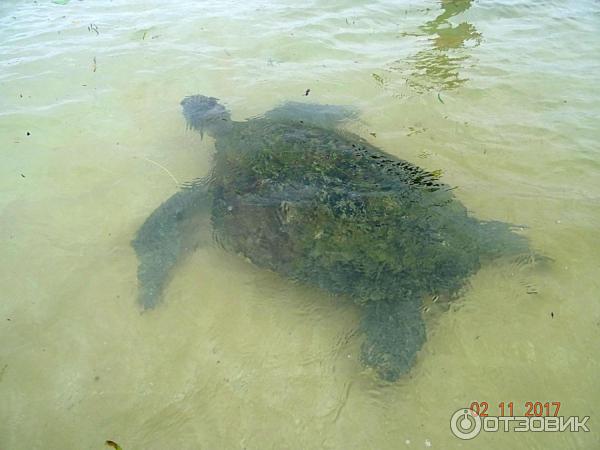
[469,401,561,417]
[450,402,590,440]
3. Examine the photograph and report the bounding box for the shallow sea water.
[1,0,599,449]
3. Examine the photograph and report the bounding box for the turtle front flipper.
[360,296,426,381]
[262,101,358,129]
[132,183,212,309]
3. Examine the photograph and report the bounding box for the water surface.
[1,0,599,449]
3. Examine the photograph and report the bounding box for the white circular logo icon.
[450,408,482,440]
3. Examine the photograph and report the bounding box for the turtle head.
[181,95,231,138]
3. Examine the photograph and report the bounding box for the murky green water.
[1,0,599,449]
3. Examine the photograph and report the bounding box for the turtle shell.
[209,118,482,305]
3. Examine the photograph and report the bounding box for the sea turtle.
[132,95,529,381]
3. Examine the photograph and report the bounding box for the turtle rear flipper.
[132,183,212,309]
[475,220,532,260]
[360,297,426,381]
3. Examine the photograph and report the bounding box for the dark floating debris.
[88,23,99,35]
[372,73,385,87]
